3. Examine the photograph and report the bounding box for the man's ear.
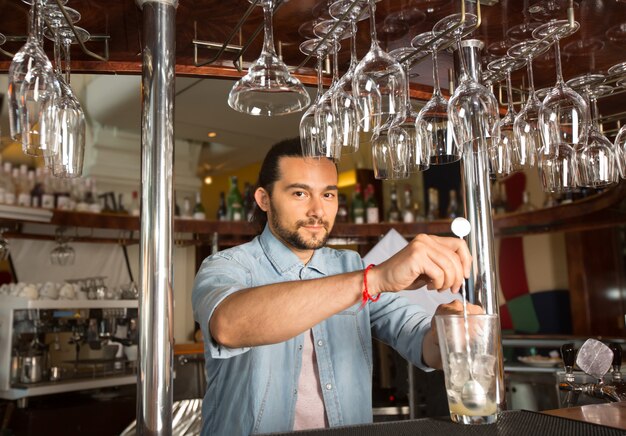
[254,187,270,212]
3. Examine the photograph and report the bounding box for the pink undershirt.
[293,330,328,430]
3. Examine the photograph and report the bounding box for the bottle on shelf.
[193,191,206,220]
[517,191,536,213]
[217,192,228,221]
[414,201,425,222]
[351,183,365,224]
[447,189,459,219]
[30,167,43,208]
[41,168,55,209]
[227,176,244,221]
[387,184,401,223]
[365,184,379,224]
[242,182,254,222]
[492,182,508,214]
[181,196,192,218]
[336,193,349,223]
[3,163,15,206]
[426,188,439,221]
[130,191,140,216]
[17,166,32,207]
[402,185,415,223]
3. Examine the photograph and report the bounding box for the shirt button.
[325,383,332,390]
[293,389,298,395]
[298,345,303,351]
[317,340,324,347]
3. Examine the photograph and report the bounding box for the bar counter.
[264,407,625,436]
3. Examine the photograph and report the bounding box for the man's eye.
[324,192,336,199]
[293,191,306,197]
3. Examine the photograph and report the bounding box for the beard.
[269,203,331,250]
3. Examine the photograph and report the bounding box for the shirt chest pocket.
[330,307,372,372]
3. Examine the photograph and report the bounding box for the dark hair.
[251,137,304,231]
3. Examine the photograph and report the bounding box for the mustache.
[296,218,329,229]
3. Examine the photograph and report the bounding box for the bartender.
[192,137,482,435]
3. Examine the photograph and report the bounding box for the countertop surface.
[543,402,626,431]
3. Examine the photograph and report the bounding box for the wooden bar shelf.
[0,182,624,244]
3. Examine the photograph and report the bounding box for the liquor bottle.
[41,168,55,209]
[217,192,228,221]
[0,157,5,205]
[227,176,244,221]
[365,184,379,224]
[336,193,349,223]
[17,166,32,207]
[517,191,536,213]
[447,189,459,219]
[30,167,43,208]
[3,163,15,206]
[402,185,414,223]
[242,182,254,222]
[426,188,439,221]
[387,184,400,223]
[351,183,365,224]
[181,196,192,218]
[130,191,140,216]
[193,191,206,220]
[414,201,425,222]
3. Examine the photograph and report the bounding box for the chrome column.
[454,39,505,411]
[454,39,499,315]
[135,0,177,434]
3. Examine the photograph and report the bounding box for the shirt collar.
[259,224,329,276]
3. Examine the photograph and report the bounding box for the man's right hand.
[368,234,472,295]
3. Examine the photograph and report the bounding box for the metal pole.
[453,40,506,413]
[135,0,177,434]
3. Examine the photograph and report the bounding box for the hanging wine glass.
[388,47,427,174]
[228,0,310,116]
[566,76,617,188]
[412,31,457,165]
[352,0,406,133]
[533,20,589,193]
[328,0,369,152]
[615,123,626,180]
[487,56,527,178]
[299,39,335,158]
[46,26,89,178]
[436,13,500,154]
[8,0,60,156]
[313,20,346,161]
[508,39,551,170]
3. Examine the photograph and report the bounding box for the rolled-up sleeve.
[192,253,252,359]
[369,293,434,372]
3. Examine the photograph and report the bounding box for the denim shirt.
[192,225,434,436]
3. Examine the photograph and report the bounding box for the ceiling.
[1,0,626,175]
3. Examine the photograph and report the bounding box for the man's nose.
[307,196,325,217]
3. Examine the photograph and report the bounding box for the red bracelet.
[361,264,379,308]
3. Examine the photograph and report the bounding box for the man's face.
[259,157,338,256]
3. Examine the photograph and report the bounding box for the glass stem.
[350,20,357,68]
[368,0,378,49]
[316,56,323,101]
[54,35,62,76]
[591,96,600,131]
[30,0,44,44]
[432,49,441,97]
[332,42,339,86]
[262,1,277,56]
[526,57,536,98]
[554,41,564,85]
[506,71,514,113]
[403,62,411,113]
[64,39,71,85]
[456,37,468,82]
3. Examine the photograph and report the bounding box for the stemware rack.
[0,0,109,62]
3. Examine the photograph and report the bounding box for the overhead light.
[204,176,213,185]
[207,132,217,138]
